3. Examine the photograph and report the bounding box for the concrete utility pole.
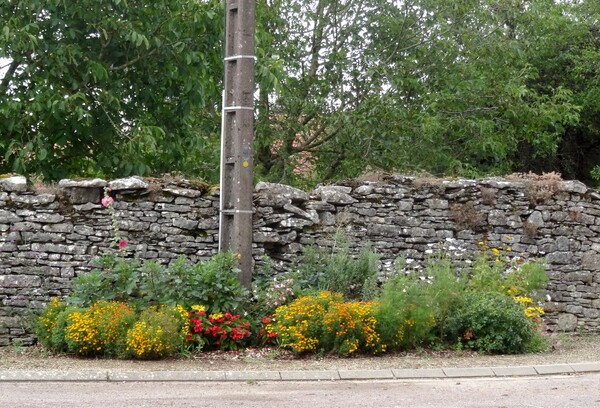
[219,0,256,288]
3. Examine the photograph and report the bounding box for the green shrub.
[69,256,141,307]
[68,252,249,313]
[34,298,67,350]
[469,247,548,297]
[375,275,436,350]
[295,235,380,300]
[182,252,249,312]
[445,292,537,354]
[376,257,466,350]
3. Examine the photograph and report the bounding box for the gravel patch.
[1,334,598,372]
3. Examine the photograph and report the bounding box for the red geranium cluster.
[187,307,251,351]
[257,315,278,346]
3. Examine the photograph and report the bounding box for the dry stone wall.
[1,174,599,346]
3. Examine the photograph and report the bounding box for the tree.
[253,0,583,185]
[3,0,598,186]
[1,0,224,181]
[513,0,600,184]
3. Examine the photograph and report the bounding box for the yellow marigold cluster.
[64,301,134,355]
[37,298,63,339]
[65,310,100,354]
[174,304,190,338]
[324,301,384,354]
[274,291,385,355]
[274,292,337,353]
[126,321,166,358]
[125,309,181,359]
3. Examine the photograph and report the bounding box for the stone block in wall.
[0,275,41,288]
[11,194,56,206]
[305,200,336,211]
[172,219,198,230]
[283,203,319,223]
[108,177,148,191]
[254,230,297,244]
[30,243,87,255]
[163,187,203,198]
[59,179,106,204]
[20,232,65,243]
[354,185,374,195]
[561,180,588,194]
[544,251,575,265]
[0,209,21,223]
[488,210,507,226]
[319,212,336,226]
[280,218,314,229]
[255,182,309,207]
[0,176,27,192]
[424,198,449,209]
[314,186,356,205]
[556,313,578,331]
[367,224,401,237]
[582,252,600,270]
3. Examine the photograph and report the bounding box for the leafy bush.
[295,236,380,300]
[444,292,537,354]
[68,256,141,307]
[35,298,67,350]
[469,245,548,297]
[376,257,465,350]
[375,275,437,350]
[68,252,249,312]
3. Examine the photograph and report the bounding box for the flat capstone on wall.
[1,173,599,346]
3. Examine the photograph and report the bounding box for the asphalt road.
[2,374,600,408]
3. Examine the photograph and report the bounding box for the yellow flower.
[191,305,206,312]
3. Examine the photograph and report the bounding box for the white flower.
[406,258,414,264]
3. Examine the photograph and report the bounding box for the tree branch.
[0,60,20,96]
[109,49,157,71]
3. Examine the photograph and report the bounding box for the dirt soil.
[1,334,599,372]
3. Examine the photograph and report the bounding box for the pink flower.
[118,240,128,250]
[101,196,114,207]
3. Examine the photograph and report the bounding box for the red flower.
[261,316,271,324]
[118,240,128,250]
